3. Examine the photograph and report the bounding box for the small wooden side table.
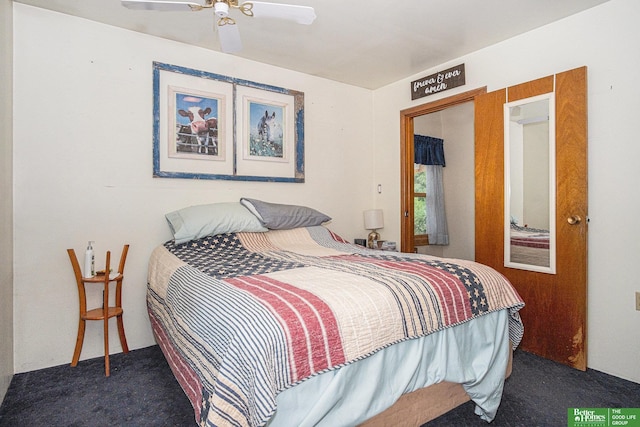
[67,244,130,376]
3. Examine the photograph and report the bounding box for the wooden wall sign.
[411,64,466,100]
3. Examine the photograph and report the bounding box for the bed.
[148,201,524,427]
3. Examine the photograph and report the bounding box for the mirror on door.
[504,93,556,274]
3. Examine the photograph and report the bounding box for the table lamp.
[363,209,384,249]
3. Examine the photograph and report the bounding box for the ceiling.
[15,0,609,89]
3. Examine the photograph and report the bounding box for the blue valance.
[414,135,445,166]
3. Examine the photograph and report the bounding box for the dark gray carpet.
[426,350,640,426]
[0,346,194,427]
[1,346,638,427]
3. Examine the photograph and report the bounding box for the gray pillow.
[166,202,268,244]
[240,198,331,230]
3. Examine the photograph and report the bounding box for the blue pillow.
[240,198,331,230]
[166,202,268,244]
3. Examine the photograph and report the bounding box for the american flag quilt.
[147,226,524,427]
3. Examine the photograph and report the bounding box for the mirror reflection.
[504,94,556,273]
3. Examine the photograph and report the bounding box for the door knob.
[567,215,582,225]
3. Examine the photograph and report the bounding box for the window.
[414,163,429,246]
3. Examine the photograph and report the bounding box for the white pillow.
[166,202,268,244]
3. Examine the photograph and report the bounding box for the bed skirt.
[359,350,513,426]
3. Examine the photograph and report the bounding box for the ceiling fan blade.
[244,2,316,25]
[217,19,243,53]
[121,0,207,11]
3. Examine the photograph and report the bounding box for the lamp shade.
[363,209,384,230]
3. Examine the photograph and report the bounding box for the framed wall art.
[152,62,305,182]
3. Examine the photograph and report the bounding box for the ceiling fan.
[121,0,317,53]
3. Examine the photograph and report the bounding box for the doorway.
[400,88,486,255]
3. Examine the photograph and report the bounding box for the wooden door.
[475,67,588,370]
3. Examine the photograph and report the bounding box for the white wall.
[373,0,640,383]
[12,4,374,373]
[0,0,14,401]
[437,103,475,260]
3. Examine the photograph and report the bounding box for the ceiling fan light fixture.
[214,1,230,18]
[122,0,315,54]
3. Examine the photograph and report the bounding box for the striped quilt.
[147,226,524,427]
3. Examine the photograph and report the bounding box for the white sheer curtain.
[425,165,449,245]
